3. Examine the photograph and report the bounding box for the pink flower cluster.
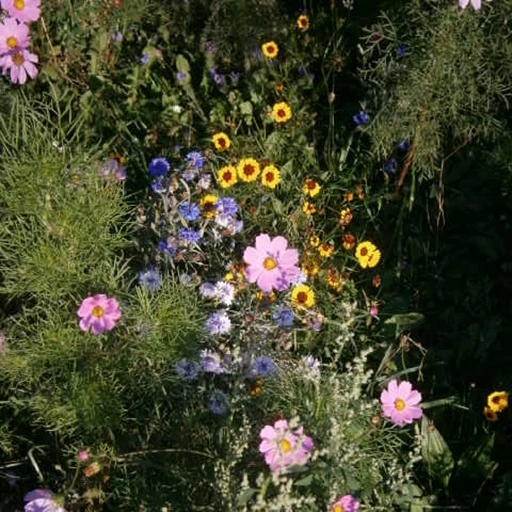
[0,0,40,84]
[258,418,314,473]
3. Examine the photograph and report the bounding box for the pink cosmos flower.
[1,0,41,23]
[243,234,300,293]
[0,17,30,54]
[458,0,490,9]
[380,379,423,427]
[258,419,314,473]
[330,494,360,512]
[77,449,90,462]
[0,48,38,84]
[77,294,121,334]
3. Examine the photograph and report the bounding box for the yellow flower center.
[280,439,291,453]
[12,52,24,66]
[92,306,104,318]
[6,36,18,49]
[14,0,25,9]
[394,398,406,411]
[333,505,344,512]
[263,257,277,270]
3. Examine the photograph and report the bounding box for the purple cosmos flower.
[243,234,300,293]
[148,157,170,177]
[208,390,229,415]
[273,305,295,328]
[1,0,40,23]
[380,379,423,426]
[77,294,121,334]
[178,202,200,221]
[23,489,66,512]
[205,310,231,336]
[138,268,161,291]
[175,358,200,381]
[0,17,30,54]
[353,110,369,126]
[0,48,38,84]
[330,494,360,512]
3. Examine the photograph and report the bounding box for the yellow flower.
[212,132,231,151]
[302,178,321,197]
[339,207,353,226]
[342,233,356,250]
[301,259,320,278]
[318,243,334,259]
[309,235,320,247]
[355,241,381,269]
[326,268,343,292]
[291,284,315,308]
[297,14,309,31]
[487,391,509,413]
[302,201,316,215]
[355,184,365,199]
[484,406,499,422]
[261,165,281,188]
[217,165,237,188]
[262,41,279,59]
[343,191,354,202]
[237,158,261,182]
[272,102,292,123]
[199,194,218,219]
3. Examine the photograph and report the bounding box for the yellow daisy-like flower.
[343,191,354,202]
[262,41,279,59]
[487,391,509,413]
[297,14,309,31]
[356,184,365,199]
[237,157,261,182]
[309,235,320,248]
[301,259,320,278]
[318,243,334,259]
[484,406,499,422]
[212,132,231,152]
[291,284,315,308]
[326,268,343,292]
[199,194,218,219]
[217,165,237,188]
[272,102,292,123]
[342,233,356,251]
[261,165,281,188]
[302,201,316,215]
[340,207,353,226]
[355,241,381,269]
[302,178,321,197]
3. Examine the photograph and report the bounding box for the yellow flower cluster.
[216,158,281,189]
[484,391,508,422]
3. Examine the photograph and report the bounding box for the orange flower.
[309,235,320,247]
[318,243,334,259]
[342,233,356,250]
[302,201,316,215]
[372,274,382,288]
[326,268,343,292]
[302,178,321,197]
[339,207,353,226]
[343,191,354,202]
[355,184,365,199]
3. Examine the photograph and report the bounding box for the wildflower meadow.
[0,0,511,510]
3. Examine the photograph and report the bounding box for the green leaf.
[294,474,313,486]
[236,488,256,506]
[384,312,424,331]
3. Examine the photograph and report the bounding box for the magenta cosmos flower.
[259,419,314,473]
[243,234,300,293]
[24,489,66,512]
[1,0,41,23]
[330,494,360,512]
[0,17,30,54]
[77,294,121,334]
[380,379,423,426]
[0,48,38,84]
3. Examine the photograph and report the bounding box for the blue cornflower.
[208,390,229,415]
[205,310,231,336]
[138,268,162,291]
[157,239,177,257]
[157,239,169,252]
[178,202,200,221]
[177,71,187,83]
[397,43,407,58]
[273,305,295,328]
[175,359,200,381]
[148,157,170,177]
[383,158,397,175]
[397,139,411,153]
[353,110,369,126]
[199,282,217,299]
[252,355,277,377]
[151,176,165,193]
[209,68,226,86]
[186,151,206,169]
[215,197,238,216]
[200,349,225,374]
[112,31,123,42]
[178,227,201,244]
[141,52,150,64]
